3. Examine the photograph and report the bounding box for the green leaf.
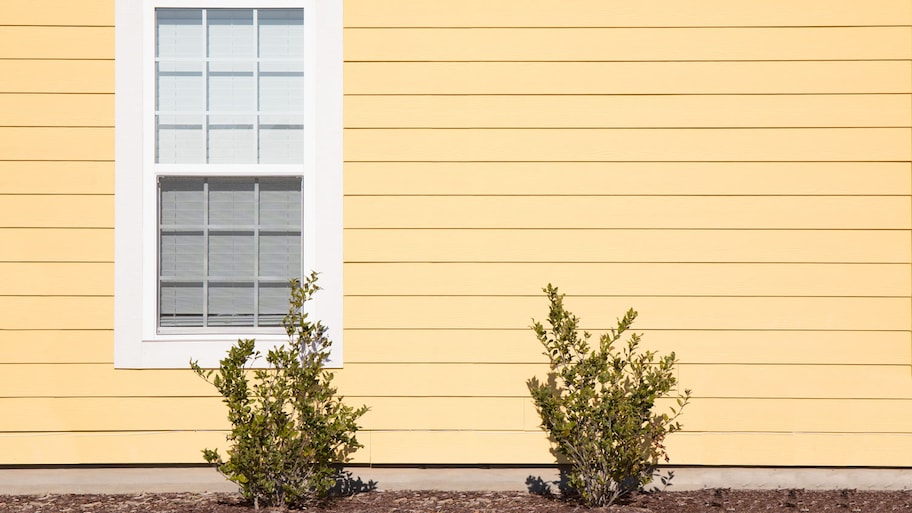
[189,272,368,508]
[528,283,690,508]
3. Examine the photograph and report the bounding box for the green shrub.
[527,284,691,507]
[191,272,368,509]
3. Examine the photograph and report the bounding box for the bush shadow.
[525,467,677,501]
[647,469,676,492]
[330,469,378,497]
[525,466,576,500]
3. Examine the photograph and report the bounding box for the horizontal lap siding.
[343,263,911,296]
[0,61,113,93]
[7,362,912,400]
[0,163,113,194]
[346,128,911,161]
[0,27,112,59]
[369,432,912,466]
[2,0,911,468]
[346,95,912,129]
[343,0,912,27]
[2,0,113,26]
[345,27,912,61]
[1,331,112,364]
[346,196,911,228]
[0,432,230,466]
[7,431,912,466]
[345,62,912,94]
[345,229,912,263]
[0,1,190,465]
[342,330,912,366]
[343,297,911,331]
[340,1,912,466]
[27,260,905,297]
[4,397,912,434]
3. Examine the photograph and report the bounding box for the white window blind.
[155,7,307,330]
[155,8,305,164]
[159,176,303,328]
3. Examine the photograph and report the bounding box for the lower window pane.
[160,232,204,279]
[158,176,303,330]
[259,233,301,278]
[160,282,204,327]
[209,232,255,279]
[208,282,255,326]
[259,282,291,326]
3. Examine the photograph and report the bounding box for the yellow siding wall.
[339,0,912,466]
[0,0,911,467]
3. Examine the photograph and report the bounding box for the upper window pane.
[259,9,305,60]
[156,9,203,60]
[207,10,255,60]
[155,8,306,164]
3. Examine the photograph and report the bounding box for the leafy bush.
[527,284,691,507]
[191,272,368,509]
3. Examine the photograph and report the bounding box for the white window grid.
[143,0,317,337]
[154,7,308,164]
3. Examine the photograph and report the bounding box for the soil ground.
[2,489,912,513]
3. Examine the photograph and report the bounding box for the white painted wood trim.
[115,0,343,369]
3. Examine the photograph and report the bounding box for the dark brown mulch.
[1,489,911,513]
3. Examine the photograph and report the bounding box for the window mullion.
[253,178,260,326]
[202,178,210,327]
[253,9,260,326]
[202,8,209,164]
[253,8,261,163]
[156,177,162,330]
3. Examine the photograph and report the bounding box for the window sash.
[153,7,310,333]
[154,7,306,165]
[158,176,304,330]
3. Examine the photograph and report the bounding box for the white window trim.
[114,0,343,369]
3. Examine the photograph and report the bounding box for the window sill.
[115,334,342,369]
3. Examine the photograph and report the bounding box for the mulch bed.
[2,489,912,513]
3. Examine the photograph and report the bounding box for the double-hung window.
[115,0,342,368]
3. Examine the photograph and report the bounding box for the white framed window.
[115,0,342,369]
